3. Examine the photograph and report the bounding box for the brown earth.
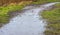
[0,0,37,6]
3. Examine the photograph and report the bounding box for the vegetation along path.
[0,2,58,35]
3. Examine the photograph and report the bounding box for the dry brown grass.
[0,0,33,6]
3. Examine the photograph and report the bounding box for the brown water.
[0,3,57,35]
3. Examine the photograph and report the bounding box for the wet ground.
[0,3,57,35]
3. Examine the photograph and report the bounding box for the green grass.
[41,3,60,35]
[0,1,31,25]
[0,5,24,24]
[32,0,60,4]
[45,30,60,35]
[0,5,24,23]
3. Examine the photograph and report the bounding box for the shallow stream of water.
[0,3,56,35]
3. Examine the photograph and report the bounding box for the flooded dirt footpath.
[0,3,57,35]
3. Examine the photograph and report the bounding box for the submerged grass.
[41,3,60,35]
